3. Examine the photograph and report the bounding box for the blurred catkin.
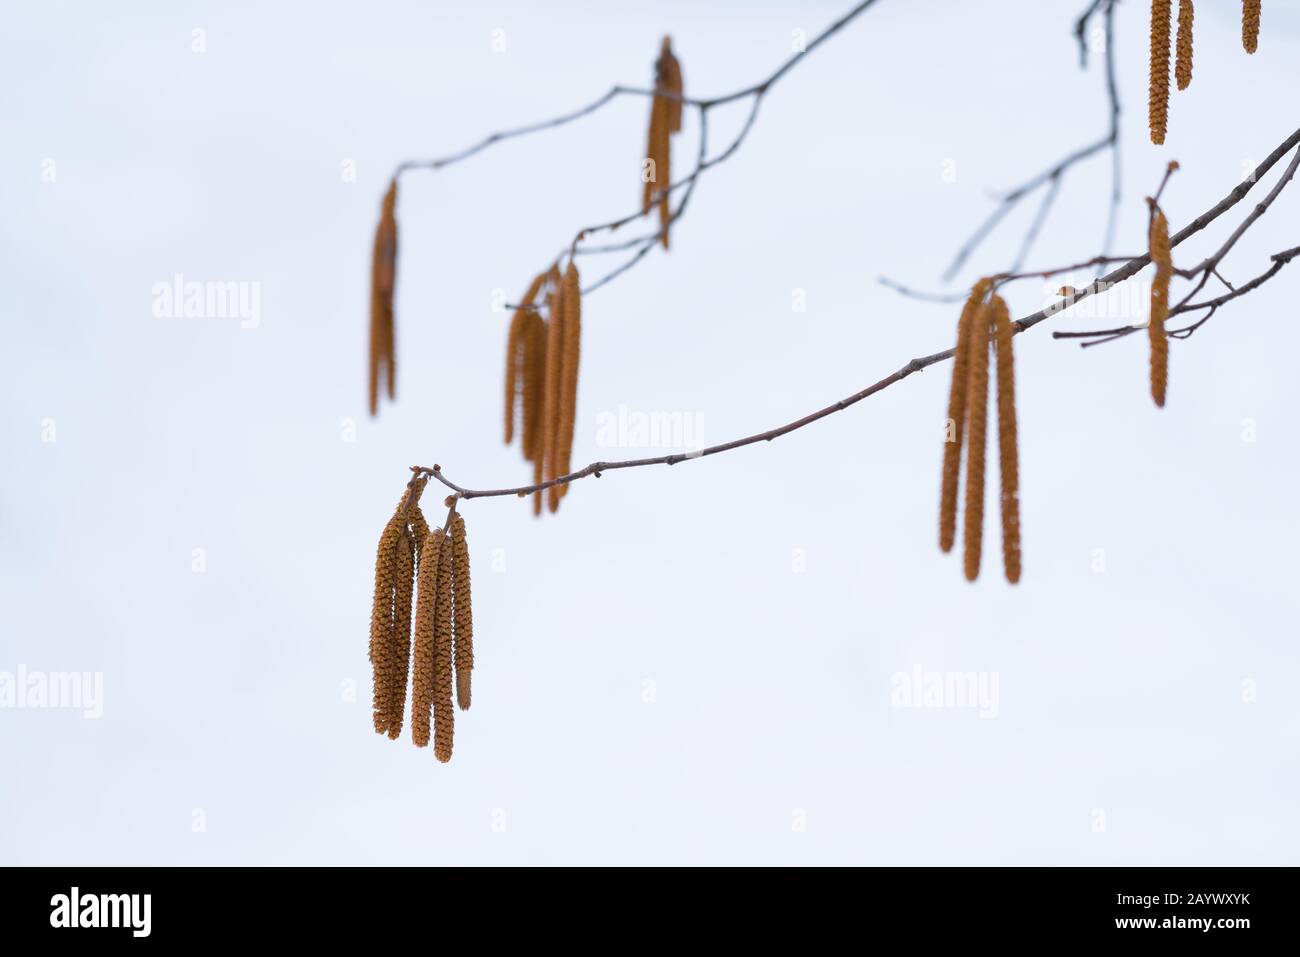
[556,263,582,502]
[543,281,564,513]
[962,300,992,582]
[451,514,474,711]
[521,311,546,464]
[1243,1,1260,53]
[940,279,991,553]
[1149,210,1171,407]
[991,296,1021,585]
[433,524,456,762]
[410,526,444,748]
[1149,0,1172,145]
[1175,1,1194,90]
[660,36,684,133]
[505,272,549,446]
[369,179,399,416]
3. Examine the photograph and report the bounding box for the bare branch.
[418,126,1300,503]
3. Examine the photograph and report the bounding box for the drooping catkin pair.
[939,281,1021,583]
[368,179,399,416]
[503,263,582,514]
[1148,208,1171,407]
[369,474,429,738]
[642,37,683,249]
[410,510,474,763]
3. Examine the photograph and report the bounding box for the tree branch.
[415,125,1300,503]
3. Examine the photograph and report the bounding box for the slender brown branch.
[415,126,1300,503]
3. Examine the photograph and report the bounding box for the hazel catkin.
[1243,1,1261,54]
[962,298,993,582]
[939,279,991,553]
[1149,210,1171,407]
[432,519,456,763]
[450,513,474,711]
[369,179,398,416]
[991,296,1021,585]
[1175,1,1194,91]
[555,263,582,502]
[410,526,444,748]
[1149,0,1172,145]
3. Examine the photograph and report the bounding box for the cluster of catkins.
[1149,1,1261,145]
[369,475,474,763]
[939,281,1021,584]
[503,263,582,514]
[369,180,399,415]
[643,36,684,248]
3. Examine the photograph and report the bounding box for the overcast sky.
[3,0,1298,865]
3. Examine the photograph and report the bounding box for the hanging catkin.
[450,513,474,711]
[991,296,1021,585]
[962,299,993,582]
[1149,210,1171,407]
[410,526,444,748]
[555,263,582,502]
[1175,1,1194,90]
[661,36,684,133]
[368,477,424,735]
[542,277,565,513]
[521,310,546,464]
[1243,1,1261,53]
[369,179,398,416]
[432,517,456,763]
[504,272,549,445]
[1149,0,1172,145]
[939,279,991,553]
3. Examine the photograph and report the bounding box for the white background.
[2,0,1298,865]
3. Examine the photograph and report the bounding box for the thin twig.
[414,127,1300,502]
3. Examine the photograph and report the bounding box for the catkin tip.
[1242,0,1261,53]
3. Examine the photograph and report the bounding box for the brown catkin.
[504,309,526,445]
[410,527,444,748]
[386,532,416,740]
[505,271,551,447]
[1243,0,1260,53]
[661,37,683,133]
[521,310,546,464]
[991,296,1021,585]
[1175,0,1194,90]
[368,179,398,416]
[432,521,456,762]
[556,263,582,502]
[1149,0,1172,145]
[642,95,665,215]
[1149,210,1171,407]
[544,277,566,514]
[962,299,993,582]
[450,513,474,711]
[368,478,425,735]
[939,279,992,553]
[368,516,403,734]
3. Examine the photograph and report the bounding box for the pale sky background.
[3,0,1298,865]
